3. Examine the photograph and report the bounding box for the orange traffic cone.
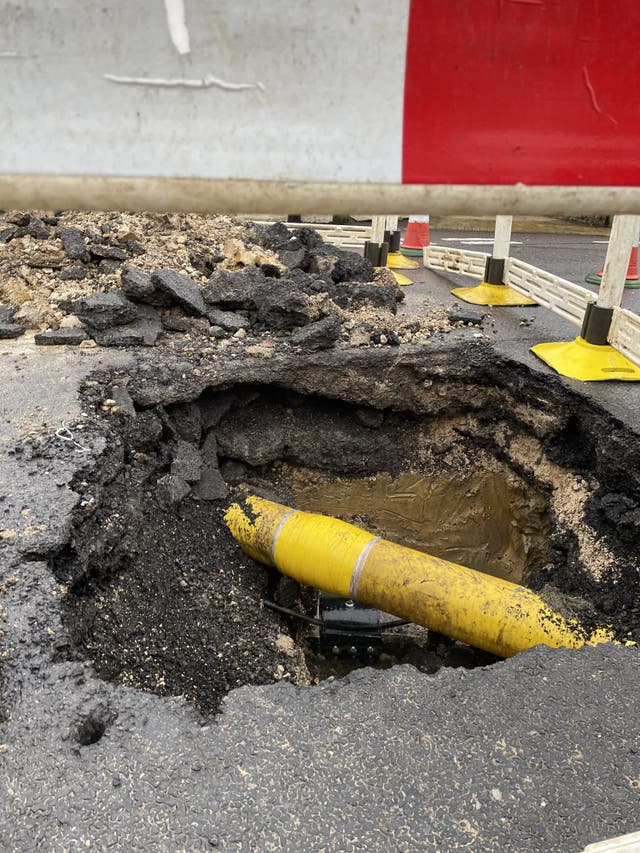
[400,215,430,257]
[586,225,640,289]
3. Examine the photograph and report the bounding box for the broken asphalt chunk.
[34,328,89,346]
[150,269,207,316]
[75,292,139,330]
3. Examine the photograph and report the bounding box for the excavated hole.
[58,379,639,715]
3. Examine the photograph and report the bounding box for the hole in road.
[57,378,639,714]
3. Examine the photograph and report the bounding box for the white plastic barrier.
[423,246,487,280]
[423,216,640,374]
[609,308,640,367]
[505,258,595,327]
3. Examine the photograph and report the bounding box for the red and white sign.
[1,0,639,211]
[403,0,640,187]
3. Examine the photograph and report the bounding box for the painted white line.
[441,237,522,245]
[164,0,191,55]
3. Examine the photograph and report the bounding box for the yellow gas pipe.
[224,496,615,658]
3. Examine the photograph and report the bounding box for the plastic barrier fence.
[424,214,640,380]
[505,259,596,328]
[609,309,640,368]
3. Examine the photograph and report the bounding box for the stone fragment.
[156,474,190,506]
[279,246,309,271]
[189,247,223,277]
[0,322,25,339]
[207,325,228,340]
[6,211,30,226]
[308,246,374,283]
[108,386,136,416]
[200,432,219,468]
[255,283,312,330]
[161,314,210,335]
[334,282,398,314]
[58,227,90,262]
[190,466,228,501]
[371,328,400,346]
[60,265,87,281]
[245,343,275,359]
[89,243,126,261]
[203,267,264,308]
[330,251,375,283]
[168,403,202,444]
[98,259,121,275]
[206,307,251,332]
[13,303,46,329]
[150,269,207,316]
[290,314,341,351]
[0,305,16,323]
[124,239,145,256]
[120,265,155,302]
[34,328,88,346]
[75,292,138,330]
[25,219,50,240]
[160,315,191,332]
[60,314,84,329]
[89,306,161,347]
[171,440,203,483]
[448,307,485,326]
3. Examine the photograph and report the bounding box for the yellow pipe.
[224,496,615,658]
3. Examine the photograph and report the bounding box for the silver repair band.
[270,509,296,563]
[349,536,380,599]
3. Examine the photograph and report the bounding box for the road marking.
[441,237,522,245]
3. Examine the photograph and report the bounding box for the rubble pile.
[0,212,453,353]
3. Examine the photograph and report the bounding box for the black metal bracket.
[484,256,505,285]
[580,302,613,346]
[364,241,389,267]
[384,229,402,253]
[318,595,382,659]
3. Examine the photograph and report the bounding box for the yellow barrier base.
[531,337,640,381]
[452,282,536,306]
[374,267,414,286]
[390,271,413,286]
[387,252,419,270]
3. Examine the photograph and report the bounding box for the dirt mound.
[0,211,453,351]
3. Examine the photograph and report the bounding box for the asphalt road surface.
[1,231,639,852]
